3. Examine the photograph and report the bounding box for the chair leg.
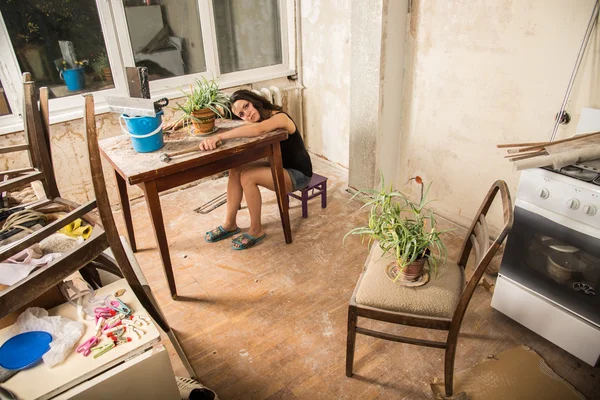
[301,189,308,218]
[166,328,198,379]
[321,181,327,209]
[346,305,358,377]
[444,340,458,397]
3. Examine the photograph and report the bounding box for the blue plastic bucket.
[60,68,85,91]
[119,110,164,153]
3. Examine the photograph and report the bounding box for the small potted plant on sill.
[345,174,448,283]
[91,52,113,84]
[173,77,231,135]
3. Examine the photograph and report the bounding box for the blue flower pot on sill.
[60,67,86,91]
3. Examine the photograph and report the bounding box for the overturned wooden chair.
[0,74,122,322]
[83,93,196,378]
[346,180,513,398]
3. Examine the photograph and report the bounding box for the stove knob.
[566,198,580,210]
[537,187,550,199]
[583,205,597,216]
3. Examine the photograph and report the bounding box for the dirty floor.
[112,157,599,399]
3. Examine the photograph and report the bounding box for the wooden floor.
[114,157,600,399]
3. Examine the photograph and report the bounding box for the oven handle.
[515,199,600,240]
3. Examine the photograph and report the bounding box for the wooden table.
[99,120,292,299]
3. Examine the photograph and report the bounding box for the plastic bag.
[10,307,84,367]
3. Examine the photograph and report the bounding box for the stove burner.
[559,166,598,182]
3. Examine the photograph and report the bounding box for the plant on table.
[91,52,112,83]
[173,77,232,135]
[345,174,448,283]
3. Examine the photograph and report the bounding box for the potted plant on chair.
[173,77,232,135]
[345,175,448,284]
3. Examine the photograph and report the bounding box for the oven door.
[500,205,600,327]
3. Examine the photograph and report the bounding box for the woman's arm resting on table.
[199,113,294,151]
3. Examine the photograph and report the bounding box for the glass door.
[500,206,600,326]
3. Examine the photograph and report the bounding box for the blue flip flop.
[205,226,241,243]
[231,233,267,250]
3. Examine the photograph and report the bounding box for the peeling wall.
[300,0,352,168]
[397,0,600,229]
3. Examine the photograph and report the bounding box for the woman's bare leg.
[238,166,293,245]
[205,167,243,240]
[224,167,243,229]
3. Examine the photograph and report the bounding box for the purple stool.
[287,173,328,218]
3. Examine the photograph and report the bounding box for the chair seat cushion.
[355,245,465,319]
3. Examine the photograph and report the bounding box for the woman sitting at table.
[200,89,313,250]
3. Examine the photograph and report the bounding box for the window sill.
[0,67,296,135]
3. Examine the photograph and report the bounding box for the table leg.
[115,170,137,252]
[269,142,292,244]
[141,180,178,299]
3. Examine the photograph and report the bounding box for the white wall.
[396,0,600,229]
[300,0,352,167]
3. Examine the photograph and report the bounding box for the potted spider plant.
[91,52,112,83]
[173,77,231,135]
[345,175,448,283]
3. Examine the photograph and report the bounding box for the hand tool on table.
[159,141,222,163]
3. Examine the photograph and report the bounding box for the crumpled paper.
[9,307,84,367]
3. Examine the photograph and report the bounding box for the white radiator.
[251,85,303,137]
[252,86,283,107]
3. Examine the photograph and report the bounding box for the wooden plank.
[39,87,54,167]
[0,144,30,154]
[83,94,196,377]
[496,142,546,148]
[0,228,109,319]
[23,81,60,198]
[518,130,600,152]
[0,170,43,193]
[0,167,36,176]
[0,200,97,261]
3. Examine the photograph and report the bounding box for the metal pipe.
[550,0,600,142]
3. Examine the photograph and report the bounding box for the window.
[121,0,207,81]
[0,0,115,98]
[213,0,282,74]
[0,0,294,134]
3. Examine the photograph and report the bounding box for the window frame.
[0,0,296,135]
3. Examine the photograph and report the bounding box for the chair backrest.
[452,180,513,324]
[0,73,60,202]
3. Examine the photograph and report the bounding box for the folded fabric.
[39,232,83,254]
[0,244,62,285]
[58,218,93,240]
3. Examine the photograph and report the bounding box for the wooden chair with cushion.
[346,180,513,398]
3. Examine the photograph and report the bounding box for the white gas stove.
[492,166,600,366]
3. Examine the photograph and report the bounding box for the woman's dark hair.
[230,89,282,121]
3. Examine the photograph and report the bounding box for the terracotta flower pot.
[387,258,427,282]
[101,67,113,83]
[191,108,216,134]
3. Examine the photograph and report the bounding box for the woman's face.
[232,99,260,123]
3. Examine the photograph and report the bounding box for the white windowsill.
[0,67,296,135]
